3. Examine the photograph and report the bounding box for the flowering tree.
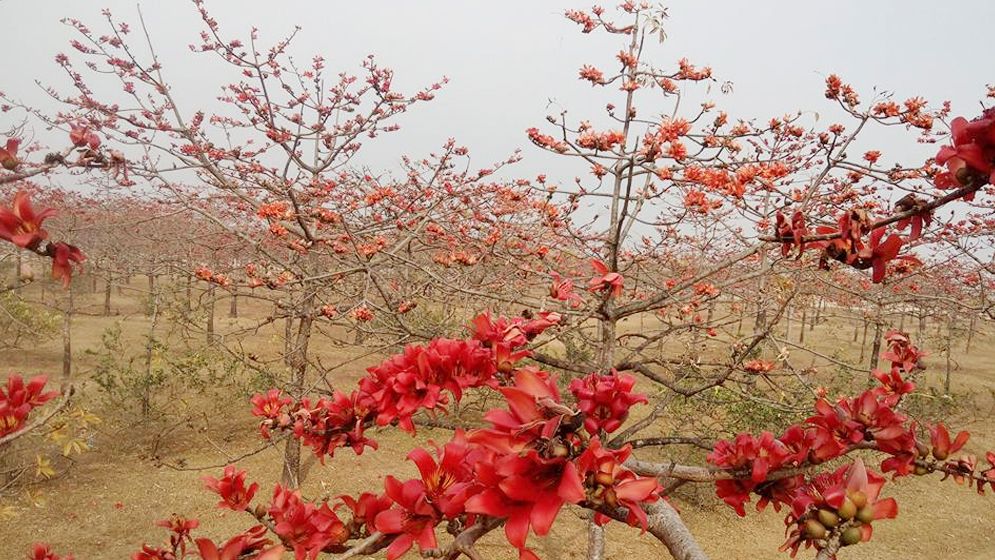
[4,3,995,560]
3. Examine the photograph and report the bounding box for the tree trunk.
[784,305,792,340]
[944,317,953,395]
[103,274,113,316]
[145,272,155,316]
[868,319,883,374]
[965,315,976,353]
[142,288,160,417]
[15,250,22,287]
[799,307,807,344]
[282,290,316,488]
[917,312,926,340]
[229,288,239,318]
[61,284,74,390]
[206,283,216,344]
[859,317,869,362]
[185,273,193,311]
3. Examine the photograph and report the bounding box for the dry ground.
[2,282,994,559]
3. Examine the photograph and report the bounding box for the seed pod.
[932,446,949,461]
[849,491,868,509]
[817,509,839,528]
[841,527,862,546]
[914,464,929,476]
[804,519,828,540]
[837,497,857,520]
[856,505,875,524]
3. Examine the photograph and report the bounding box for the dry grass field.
[2,282,994,560]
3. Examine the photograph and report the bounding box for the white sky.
[3,1,994,185]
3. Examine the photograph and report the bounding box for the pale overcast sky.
[3,1,994,184]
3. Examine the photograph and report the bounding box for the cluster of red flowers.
[709,331,995,556]
[780,459,897,557]
[576,129,625,151]
[569,370,647,435]
[251,312,561,461]
[934,108,995,197]
[233,330,658,560]
[0,191,86,287]
[0,374,57,438]
[776,208,920,284]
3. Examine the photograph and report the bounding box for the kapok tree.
[10,3,995,560]
[19,0,566,487]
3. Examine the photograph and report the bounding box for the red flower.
[338,492,392,534]
[0,138,20,170]
[782,459,897,556]
[569,371,647,435]
[774,211,807,258]
[470,367,568,455]
[709,432,791,515]
[743,359,776,375]
[289,390,378,459]
[575,439,661,529]
[880,330,924,373]
[806,398,866,462]
[0,374,57,437]
[49,242,86,287]
[464,449,584,559]
[29,544,73,560]
[549,272,582,308]
[0,191,56,249]
[155,514,199,537]
[406,430,482,518]
[871,368,915,406]
[375,477,442,560]
[202,465,259,511]
[268,485,349,559]
[360,338,496,432]
[69,123,101,149]
[250,388,293,438]
[934,109,995,194]
[929,424,969,461]
[195,526,284,560]
[587,259,623,297]
[857,228,907,283]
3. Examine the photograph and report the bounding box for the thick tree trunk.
[282,290,316,488]
[229,288,238,318]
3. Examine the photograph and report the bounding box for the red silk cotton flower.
[0,191,56,250]
[587,259,623,297]
[202,465,259,511]
[569,371,647,435]
[934,108,995,196]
